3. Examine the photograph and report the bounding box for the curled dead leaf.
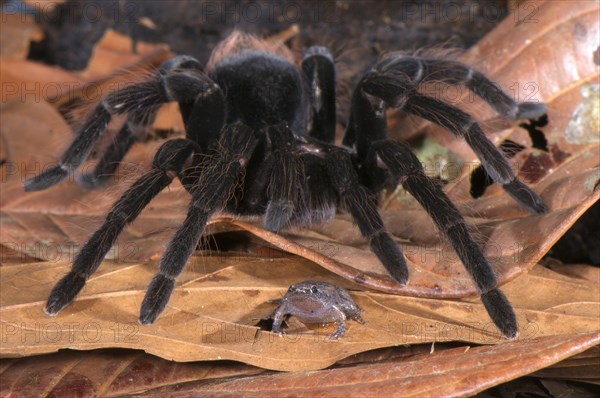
[0,340,595,396]
[0,11,44,61]
[1,255,598,371]
[1,330,596,396]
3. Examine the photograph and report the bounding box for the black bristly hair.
[27,31,548,339]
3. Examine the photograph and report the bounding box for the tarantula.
[25,32,547,339]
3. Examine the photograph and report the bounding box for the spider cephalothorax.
[26,31,547,338]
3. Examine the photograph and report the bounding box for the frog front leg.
[328,307,348,339]
[271,302,291,335]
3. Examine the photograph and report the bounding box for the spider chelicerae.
[25,31,547,339]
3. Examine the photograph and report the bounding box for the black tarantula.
[25,32,548,339]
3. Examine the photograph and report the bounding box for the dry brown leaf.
[0,24,172,115]
[0,99,72,185]
[48,31,175,134]
[1,336,597,397]
[1,254,598,371]
[0,350,265,397]
[209,171,598,297]
[385,0,600,257]
[62,28,176,134]
[0,98,186,263]
[154,333,599,397]
[0,12,44,60]
[0,43,170,107]
[343,0,600,295]
[0,59,85,103]
[532,345,600,383]
[542,258,600,285]
[389,0,599,149]
[0,344,448,396]
[438,0,600,204]
[0,145,186,264]
[77,29,171,81]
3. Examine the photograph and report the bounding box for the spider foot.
[45,271,87,315]
[481,289,518,339]
[503,179,548,214]
[139,274,176,325]
[370,232,409,285]
[517,102,547,120]
[24,165,69,192]
[76,172,111,189]
[264,125,301,232]
[265,200,294,233]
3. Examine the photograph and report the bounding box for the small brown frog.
[271,280,364,339]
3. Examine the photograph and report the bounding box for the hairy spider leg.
[419,58,547,119]
[240,45,354,233]
[45,56,228,316]
[325,148,409,284]
[24,55,208,191]
[80,55,227,189]
[45,138,198,316]
[372,140,518,339]
[264,124,303,232]
[341,55,545,337]
[302,46,337,143]
[358,54,548,214]
[229,137,274,215]
[76,113,147,189]
[293,151,338,227]
[402,94,547,214]
[140,123,257,324]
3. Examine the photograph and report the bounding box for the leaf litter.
[1,0,599,394]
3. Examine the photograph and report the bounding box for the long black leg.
[360,55,547,120]
[45,139,197,316]
[264,124,302,232]
[403,93,547,214]
[292,151,337,227]
[324,148,408,284]
[348,53,548,214]
[24,102,112,191]
[77,119,141,188]
[80,57,223,188]
[229,138,273,215]
[139,122,257,324]
[182,81,226,152]
[371,139,518,338]
[302,46,336,143]
[24,55,216,191]
[342,82,396,194]
[418,58,547,119]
